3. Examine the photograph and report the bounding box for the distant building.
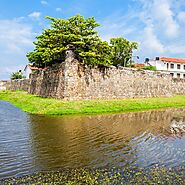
[24,64,47,79]
[145,57,185,78]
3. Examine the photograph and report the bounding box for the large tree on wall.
[110,38,138,67]
[27,15,112,67]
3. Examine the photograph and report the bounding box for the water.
[0,101,185,180]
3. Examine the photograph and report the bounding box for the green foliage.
[27,15,112,67]
[27,15,139,68]
[140,66,157,71]
[110,38,138,67]
[10,71,25,80]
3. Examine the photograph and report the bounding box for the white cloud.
[139,0,179,38]
[167,44,185,54]
[0,19,34,79]
[0,19,34,53]
[41,0,48,5]
[56,8,62,12]
[140,23,165,57]
[177,12,185,23]
[28,12,41,20]
[152,0,179,37]
[99,12,138,42]
[132,0,185,60]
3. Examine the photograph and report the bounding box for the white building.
[145,57,185,78]
[24,65,33,79]
[24,64,47,79]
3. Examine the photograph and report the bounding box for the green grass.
[0,90,185,115]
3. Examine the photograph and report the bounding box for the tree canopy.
[110,38,138,67]
[27,15,138,68]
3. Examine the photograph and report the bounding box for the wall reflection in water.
[28,108,185,171]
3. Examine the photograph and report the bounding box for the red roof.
[134,63,145,67]
[160,57,185,64]
[25,64,47,71]
[29,66,44,70]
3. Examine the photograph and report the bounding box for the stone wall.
[2,56,185,100]
[5,79,30,91]
[29,63,65,98]
[28,58,185,100]
[62,59,185,100]
[0,81,7,90]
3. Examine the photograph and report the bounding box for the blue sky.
[0,0,185,79]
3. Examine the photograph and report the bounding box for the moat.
[0,101,185,180]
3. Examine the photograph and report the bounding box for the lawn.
[0,90,185,115]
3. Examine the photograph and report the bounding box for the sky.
[0,0,185,79]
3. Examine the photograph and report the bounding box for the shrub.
[139,66,157,71]
[10,71,26,80]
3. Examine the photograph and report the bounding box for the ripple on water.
[0,101,185,179]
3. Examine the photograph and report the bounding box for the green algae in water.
[1,167,185,185]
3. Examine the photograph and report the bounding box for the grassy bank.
[0,91,185,115]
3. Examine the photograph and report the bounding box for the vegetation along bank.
[0,91,185,115]
[1,167,185,184]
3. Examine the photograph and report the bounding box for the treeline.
[27,14,138,68]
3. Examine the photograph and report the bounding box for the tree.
[10,70,25,80]
[110,38,138,67]
[27,15,112,67]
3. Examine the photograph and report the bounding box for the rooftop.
[160,57,185,64]
[24,64,47,71]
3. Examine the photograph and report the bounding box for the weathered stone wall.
[62,59,185,100]
[29,63,65,98]
[0,81,7,90]
[5,79,30,91]
[2,56,185,100]
[28,58,185,100]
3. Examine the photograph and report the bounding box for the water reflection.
[28,108,185,171]
[0,101,185,179]
[170,117,185,136]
